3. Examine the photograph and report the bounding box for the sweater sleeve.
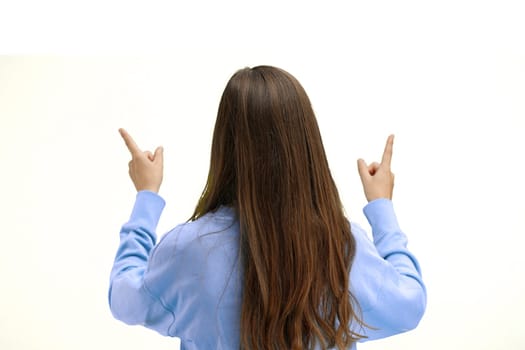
[350,198,426,341]
[108,191,174,335]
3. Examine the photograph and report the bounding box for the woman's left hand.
[119,128,164,193]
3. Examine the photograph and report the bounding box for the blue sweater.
[109,191,426,349]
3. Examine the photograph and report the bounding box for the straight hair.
[191,66,364,349]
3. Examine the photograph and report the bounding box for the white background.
[0,1,524,349]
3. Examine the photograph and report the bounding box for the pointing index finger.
[119,128,141,156]
[381,134,394,168]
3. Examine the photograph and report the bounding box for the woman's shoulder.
[349,221,373,244]
[153,206,239,257]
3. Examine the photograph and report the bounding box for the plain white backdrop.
[0,1,524,349]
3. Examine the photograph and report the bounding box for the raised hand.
[119,128,164,193]
[357,135,395,202]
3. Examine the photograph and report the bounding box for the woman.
[109,66,426,349]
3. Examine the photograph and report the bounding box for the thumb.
[357,158,369,180]
[154,146,164,164]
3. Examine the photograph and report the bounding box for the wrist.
[135,185,161,193]
[366,193,392,202]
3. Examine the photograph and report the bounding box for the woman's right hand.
[357,135,395,202]
[119,128,164,193]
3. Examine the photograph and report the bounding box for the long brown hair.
[191,66,364,349]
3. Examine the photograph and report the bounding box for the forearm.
[110,191,165,280]
[363,198,423,276]
[357,198,426,339]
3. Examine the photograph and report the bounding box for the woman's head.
[192,66,363,349]
[195,65,331,212]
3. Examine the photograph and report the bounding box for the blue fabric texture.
[109,191,426,349]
